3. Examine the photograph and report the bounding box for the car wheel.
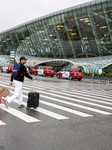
[34,72,37,75]
[69,75,73,80]
[78,79,81,81]
[57,74,60,79]
[43,73,46,77]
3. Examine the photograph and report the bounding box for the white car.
[1,64,14,73]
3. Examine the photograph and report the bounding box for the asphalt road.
[0,73,112,150]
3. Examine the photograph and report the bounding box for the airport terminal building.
[0,0,112,73]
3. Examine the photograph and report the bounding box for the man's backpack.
[12,63,22,77]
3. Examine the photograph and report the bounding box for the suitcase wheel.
[26,107,30,110]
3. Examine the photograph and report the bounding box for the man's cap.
[20,56,27,61]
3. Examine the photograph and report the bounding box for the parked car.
[28,66,37,75]
[25,65,37,75]
[56,67,83,80]
[1,64,14,73]
[36,66,55,77]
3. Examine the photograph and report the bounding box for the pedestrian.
[28,66,31,75]
[2,56,35,109]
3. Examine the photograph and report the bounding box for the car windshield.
[69,69,73,72]
[61,68,66,71]
[31,67,35,69]
[48,68,53,70]
[75,68,82,72]
[40,67,46,69]
[66,68,70,72]
[10,64,14,67]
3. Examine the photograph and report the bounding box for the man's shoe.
[2,97,8,109]
[18,104,25,108]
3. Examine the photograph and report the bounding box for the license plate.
[78,73,81,75]
[51,71,53,72]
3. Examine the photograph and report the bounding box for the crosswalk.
[0,79,112,126]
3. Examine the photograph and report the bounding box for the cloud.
[0,0,91,32]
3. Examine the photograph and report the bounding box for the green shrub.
[105,74,112,78]
[83,72,112,78]
[97,74,102,77]
[102,73,106,77]
[83,72,92,76]
[94,73,97,76]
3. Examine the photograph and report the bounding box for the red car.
[29,66,37,75]
[56,67,83,80]
[1,64,14,73]
[36,66,55,77]
[26,65,37,75]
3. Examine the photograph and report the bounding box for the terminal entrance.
[35,60,73,73]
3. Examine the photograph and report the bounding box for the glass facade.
[0,0,112,59]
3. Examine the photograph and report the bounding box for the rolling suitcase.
[27,92,39,110]
[0,86,10,104]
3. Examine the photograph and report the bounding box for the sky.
[0,0,92,33]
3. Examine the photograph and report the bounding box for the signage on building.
[10,58,15,61]
[10,51,15,58]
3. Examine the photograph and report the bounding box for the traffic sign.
[10,51,15,58]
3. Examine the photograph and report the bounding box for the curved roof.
[34,58,102,73]
[0,0,109,35]
[72,62,102,74]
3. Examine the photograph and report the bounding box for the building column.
[61,14,76,58]
[33,22,47,57]
[51,17,66,58]
[73,12,88,58]
[87,8,102,56]
[42,20,56,58]
[102,4,112,43]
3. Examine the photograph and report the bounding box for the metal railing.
[83,75,112,84]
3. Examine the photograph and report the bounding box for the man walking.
[3,56,35,109]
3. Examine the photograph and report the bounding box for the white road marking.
[0,81,112,120]
[24,80,112,97]
[0,120,6,125]
[40,100,92,117]
[40,95,112,115]
[0,105,40,123]
[24,81,112,100]
[21,85,112,109]
[5,87,92,117]
[8,92,90,118]
[12,98,69,120]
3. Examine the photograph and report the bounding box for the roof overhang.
[35,59,86,67]
[102,62,112,69]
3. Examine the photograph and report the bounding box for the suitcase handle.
[30,79,37,92]
[7,85,11,89]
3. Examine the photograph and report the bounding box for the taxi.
[56,67,83,80]
[37,66,55,77]
[29,66,37,75]
[1,64,14,73]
